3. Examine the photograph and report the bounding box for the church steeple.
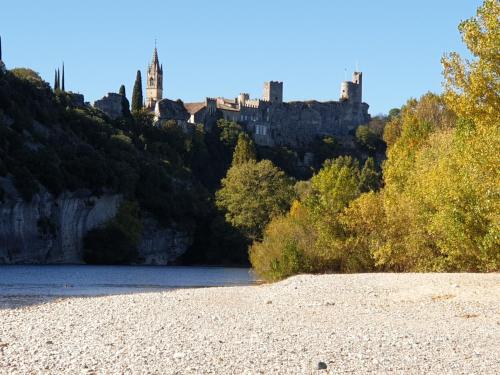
[145,44,163,110]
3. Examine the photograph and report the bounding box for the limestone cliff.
[138,217,192,265]
[0,181,191,265]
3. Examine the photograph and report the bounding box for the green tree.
[118,84,130,117]
[388,108,401,119]
[217,119,243,149]
[131,70,143,112]
[11,68,44,83]
[442,0,499,130]
[251,156,373,281]
[119,84,126,97]
[359,157,380,192]
[355,125,378,151]
[250,201,317,281]
[306,156,361,218]
[216,160,295,240]
[232,133,256,166]
[311,136,338,169]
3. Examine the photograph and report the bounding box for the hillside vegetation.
[1,1,496,270]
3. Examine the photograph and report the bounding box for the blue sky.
[1,0,481,115]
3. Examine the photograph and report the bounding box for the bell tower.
[145,45,163,109]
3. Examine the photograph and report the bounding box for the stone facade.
[93,93,128,120]
[263,81,283,103]
[160,72,370,148]
[68,92,85,107]
[143,46,369,148]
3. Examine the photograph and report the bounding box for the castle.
[96,47,370,148]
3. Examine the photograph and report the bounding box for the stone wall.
[93,93,127,120]
[265,100,370,147]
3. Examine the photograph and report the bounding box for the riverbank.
[1,273,499,374]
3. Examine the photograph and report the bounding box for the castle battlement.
[340,72,362,103]
[263,81,283,103]
[240,99,261,109]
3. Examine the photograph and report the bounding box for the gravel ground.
[0,273,499,374]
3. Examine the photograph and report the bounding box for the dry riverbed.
[0,273,499,374]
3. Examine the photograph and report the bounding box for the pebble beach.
[1,273,499,374]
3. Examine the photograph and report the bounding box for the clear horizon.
[1,0,481,115]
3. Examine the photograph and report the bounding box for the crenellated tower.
[340,72,362,103]
[146,47,163,109]
[263,81,283,103]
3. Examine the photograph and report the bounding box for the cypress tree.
[61,63,65,92]
[131,70,143,112]
[232,133,257,166]
[54,70,58,91]
[119,84,126,97]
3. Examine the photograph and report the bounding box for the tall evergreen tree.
[232,133,256,166]
[54,70,58,91]
[131,70,143,112]
[119,84,126,97]
[61,63,65,91]
[119,84,130,117]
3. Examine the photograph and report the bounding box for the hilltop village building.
[95,47,371,148]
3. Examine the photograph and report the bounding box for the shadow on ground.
[0,295,67,310]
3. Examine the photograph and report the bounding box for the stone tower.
[263,81,283,103]
[146,47,163,110]
[340,72,362,103]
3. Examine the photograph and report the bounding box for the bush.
[250,202,316,281]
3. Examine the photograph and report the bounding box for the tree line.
[215,0,499,279]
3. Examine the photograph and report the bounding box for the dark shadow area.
[0,295,65,310]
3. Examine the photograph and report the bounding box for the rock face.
[0,189,122,264]
[138,217,191,265]
[155,99,190,122]
[0,184,191,265]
